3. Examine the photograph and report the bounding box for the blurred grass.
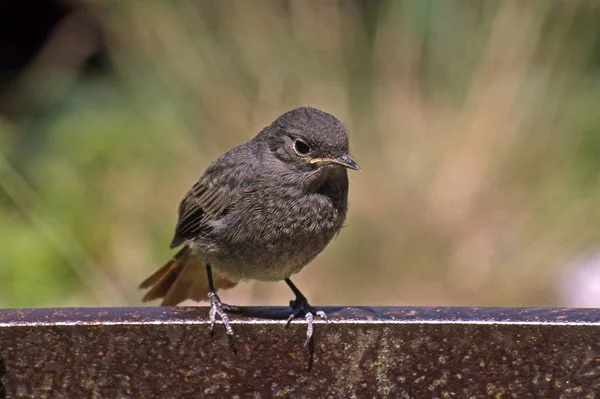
[1,0,600,307]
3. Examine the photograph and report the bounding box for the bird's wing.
[170,153,254,248]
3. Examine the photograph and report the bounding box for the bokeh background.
[1,0,600,308]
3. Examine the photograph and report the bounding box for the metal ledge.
[0,307,599,397]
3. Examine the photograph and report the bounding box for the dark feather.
[170,153,256,248]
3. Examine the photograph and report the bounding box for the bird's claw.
[208,292,237,353]
[286,297,326,341]
[285,296,326,370]
[315,310,327,322]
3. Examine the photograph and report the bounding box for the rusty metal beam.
[0,306,599,397]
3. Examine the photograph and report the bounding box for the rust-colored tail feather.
[139,245,237,306]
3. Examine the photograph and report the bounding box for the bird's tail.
[139,245,237,306]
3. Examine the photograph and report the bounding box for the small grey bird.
[139,106,359,351]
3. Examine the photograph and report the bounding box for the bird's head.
[261,107,360,177]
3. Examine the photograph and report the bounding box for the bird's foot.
[208,292,237,353]
[286,296,326,370]
[286,296,327,342]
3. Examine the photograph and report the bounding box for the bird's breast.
[202,188,347,282]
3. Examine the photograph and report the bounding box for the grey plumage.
[140,106,359,359]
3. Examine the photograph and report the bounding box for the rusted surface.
[0,306,599,397]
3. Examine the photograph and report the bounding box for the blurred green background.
[1,0,600,308]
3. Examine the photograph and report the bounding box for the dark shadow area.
[224,305,351,320]
[0,0,109,120]
[0,359,5,399]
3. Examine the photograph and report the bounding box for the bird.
[139,106,360,353]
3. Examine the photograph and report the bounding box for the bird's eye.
[293,139,311,156]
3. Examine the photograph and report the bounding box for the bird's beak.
[310,154,361,171]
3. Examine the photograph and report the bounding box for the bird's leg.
[284,278,327,369]
[206,262,237,353]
